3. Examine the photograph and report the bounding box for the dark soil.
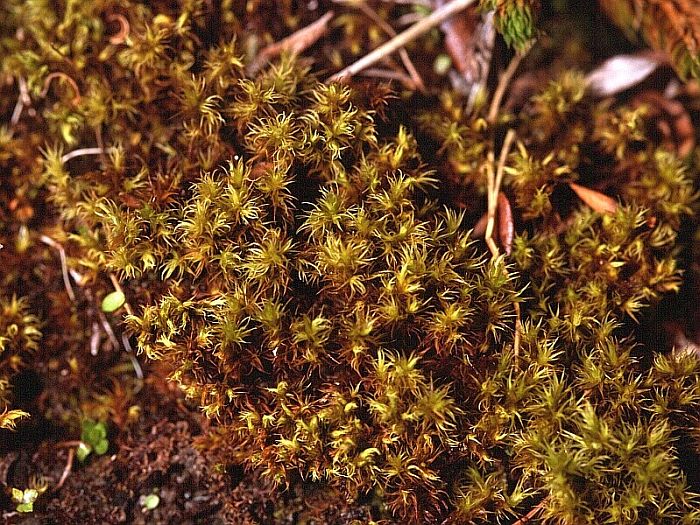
[0,365,388,525]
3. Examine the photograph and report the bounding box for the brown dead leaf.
[569,182,618,214]
[585,51,666,97]
[497,192,514,255]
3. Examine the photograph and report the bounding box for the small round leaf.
[101,290,125,313]
[141,494,160,511]
[94,439,109,455]
[76,442,92,462]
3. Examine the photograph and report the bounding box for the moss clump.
[0,295,41,429]
[1,1,699,523]
[480,0,540,50]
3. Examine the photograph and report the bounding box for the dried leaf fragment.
[585,52,665,97]
[497,192,514,255]
[569,182,618,214]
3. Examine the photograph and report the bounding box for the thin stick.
[248,11,334,75]
[487,40,533,124]
[484,129,516,251]
[122,333,144,391]
[41,72,81,106]
[396,12,426,27]
[493,129,515,202]
[10,77,30,130]
[61,147,108,164]
[90,321,101,356]
[358,67,417,88]
[381,0,430,5]
[54,440,84,448]
[483,130,521,356]
[484,153,500,258]
[336,0,425,91]
[106,13,130,45]
[109,273,133,316]
[98,308,121,350]
[328,0,477,82]
[55,447,75,491]
[39,235,76,302]
[513,301,522,356]
[360,2,425,90]
[513,498,547,525]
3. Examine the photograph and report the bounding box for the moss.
[480,0,540,50]
[0,296,41,429]
[1,1,699,523]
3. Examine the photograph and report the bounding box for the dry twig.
[61,147,110,164]
[109,273,133,316]
[485,129,516,254]
[39,235,76,303]
[335,0,425,91]
[54,440,84,448]
[55,447,75,491]
[358,67,417,88]
[487,40,533,124]
[329,0,477,82]
[106,13,130,45]
[248,11,335,75]
[41,72,81,106]
[513,497,547,525]
[484,130,522,355]
[10,77,30,131]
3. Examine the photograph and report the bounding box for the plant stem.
[328,0,477,82]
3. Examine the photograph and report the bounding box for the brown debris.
[497,192,514,255]
[435,0,495,99]
[569,182,619,214]
[248,11,335,75]
[631,90,695,157]
[329,0,478,82]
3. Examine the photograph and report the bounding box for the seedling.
[77,419,109,462]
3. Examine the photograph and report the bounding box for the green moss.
[480,0,540,50]
[1,1,699,523]
[0,295,41,429]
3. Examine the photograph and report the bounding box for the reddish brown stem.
[41,72,81,106]
[106,13,130,45]
[55,447,75,491]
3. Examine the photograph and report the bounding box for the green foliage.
[101,290,125,313]
[0,408,29,431]
[480,0,540,50]
[11,484,45,513]
[77,419,109,461]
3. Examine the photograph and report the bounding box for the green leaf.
[16,502,34,513]
[94,439,109,455]
[101,290,125,313]
[141,493,160,510]
[11,488,23,502]
[76,442,92,462]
